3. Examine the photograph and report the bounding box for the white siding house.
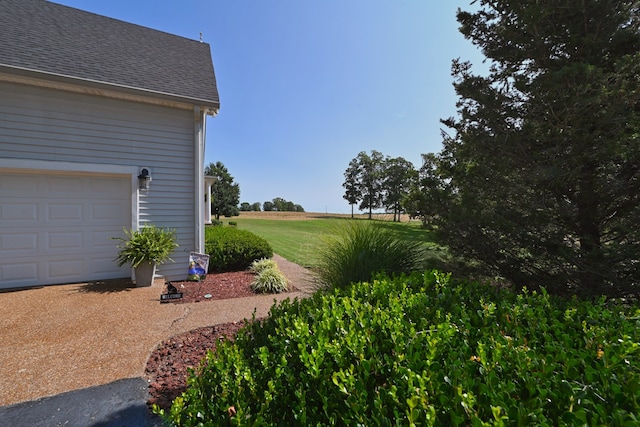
[0,0,220,288]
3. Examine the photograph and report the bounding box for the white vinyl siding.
[0,81,196,283]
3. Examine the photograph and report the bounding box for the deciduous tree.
[404,153,445,228]
[381,156,415,222]
[342,157,361,218]
[342,151,385,219]
[263,201,275,212]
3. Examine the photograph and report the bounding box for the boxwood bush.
[157,272,640,426]
[204,226,273,272]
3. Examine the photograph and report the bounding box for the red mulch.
[145,321,248,410]
[163,270,259,304]
[145,270,294,411]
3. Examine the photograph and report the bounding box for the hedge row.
[204,226,272,272]
[158,271,640,426]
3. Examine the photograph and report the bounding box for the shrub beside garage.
[204,226,273,272]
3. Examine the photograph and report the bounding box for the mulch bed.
[163,271,259,303]
[145,321,249,410]
[146,270,296,411]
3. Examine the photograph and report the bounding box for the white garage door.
[0,170,131,289]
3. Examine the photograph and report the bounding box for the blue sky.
[53,1,484,213]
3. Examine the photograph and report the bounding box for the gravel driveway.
[0,254,314,407]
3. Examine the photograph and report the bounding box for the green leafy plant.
[249,258,278,274]
[250,265,289,293]
[113,225,178,268]
[158,271,640,426]
[205,226,272,272]
[315,220,427,289]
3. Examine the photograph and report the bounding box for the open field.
[237,211,414,222]
[219,212,441,268]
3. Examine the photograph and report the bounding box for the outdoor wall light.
[138,168,152,190]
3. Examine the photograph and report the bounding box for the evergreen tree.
[436,1,640,297]
[204,162,240,220]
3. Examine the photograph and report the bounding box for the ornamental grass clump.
[315,220,427,289]
[250,260,288,293]
[249,258,278,275]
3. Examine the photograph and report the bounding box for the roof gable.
[0,0,219,109]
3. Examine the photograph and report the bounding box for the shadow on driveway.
[0,378,166,427]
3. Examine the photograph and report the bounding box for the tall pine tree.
[436,1,640,297]
[205,162,240,220]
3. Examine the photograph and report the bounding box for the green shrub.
[249,258,278,274]
[228,221,238,227]
[157,272,640,426]
[112,225,178,268]
[250,266,289,294]
[210,220,223,227]
[204,227,272,272]
[315,220,427,289]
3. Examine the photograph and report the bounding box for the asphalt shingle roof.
[0,0,219,109]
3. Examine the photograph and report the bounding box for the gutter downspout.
[194,106,205,253]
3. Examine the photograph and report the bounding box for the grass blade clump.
[249,257,278,274]
[250,264,289,293]
[315,220,427,289]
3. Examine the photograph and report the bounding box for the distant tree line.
[204,162,306,217]
[238,202,262,212]
[239,198,304,213]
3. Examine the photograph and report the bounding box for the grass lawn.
[223,212,445,268]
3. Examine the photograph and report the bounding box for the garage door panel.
[1,202,38,222]
[47,258,85,279]
[91,257,128,276]
[46,231,84,250]
[46,176,86,194]
[91,230,120,249]
[0,170,131,288]
[0,261,38,285]
[0,232,38,252]
[0,174,39,193]
[92,177,130,196]
[47,203,83,222]
[90,203,128,222]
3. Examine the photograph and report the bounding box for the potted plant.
[113,225,178,286]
